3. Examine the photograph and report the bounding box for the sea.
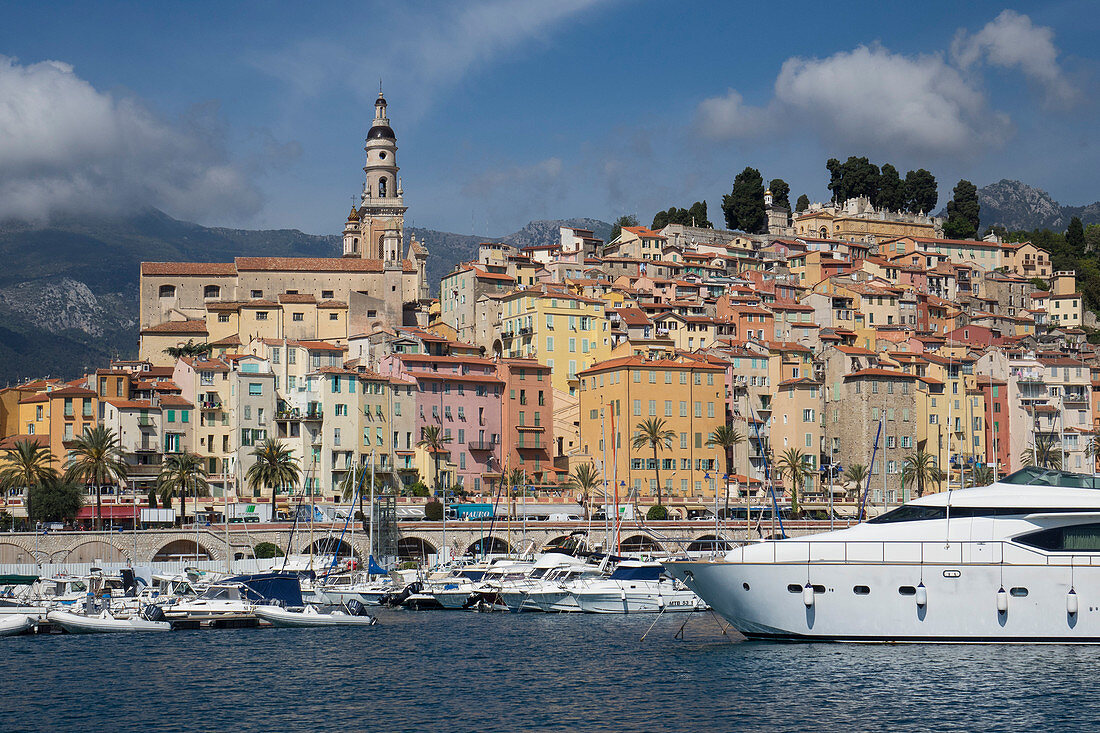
[4,610,1097,732]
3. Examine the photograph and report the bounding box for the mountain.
[0,210,609,384]
[976,180,1100,232]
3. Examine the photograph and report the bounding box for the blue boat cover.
[367,555,387,575]
[225,571,303,606]
[608,565,663,581]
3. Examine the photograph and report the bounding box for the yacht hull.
[666,559,1100,642]
[46,610,171,633]
[0,614,35,636]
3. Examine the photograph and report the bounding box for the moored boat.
[253,602,376,628]
[0,614,35,636]
[46,609,171,633]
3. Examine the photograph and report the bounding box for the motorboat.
[495,554,607,612]
[316,572,396,606]
[433,560,534,610]
[253,601,377,628]
[569,561,706,614]
[46,608,171,633]
[163,572,302,623]
[0,614,35,636]
[665,466,1100,642]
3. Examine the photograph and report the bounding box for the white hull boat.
[666,467,1100,642]
[0,614,35,636]
[569,561,706,614]
[46,609,171,633]
[254,604,376,627]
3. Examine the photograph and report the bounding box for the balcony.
[518,325,533,336]
[516,424,545,432]
[200,398,222,410]
[468,440,496,451]
[516,440,545,450]
[1063,390,1089,404]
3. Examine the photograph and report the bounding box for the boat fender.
[620,589,627,602]
[996,587,1008,613]
[1068,588,1079,616]
[657,595,665,609]
[915,582,927,608]
[802,584,814,608]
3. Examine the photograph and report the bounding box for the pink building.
[495,359,553,484]
[378,353,503,495]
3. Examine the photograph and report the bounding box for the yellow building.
[496,285,611,395]
[577,354,725,500]
[795,202,937,244]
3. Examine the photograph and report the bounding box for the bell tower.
[347,86,407,261]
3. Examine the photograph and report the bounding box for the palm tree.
[0,439,58,524]
[246,438,301,518]
[415,425,451,496]
[163,339,211,360]
[775,448,810,516]
[1020,435,1062,470]
[968,463,995,487]
[632,417,677,507]
[566,463,600,520]
[843,463,869,503]
[63,426,127,530]
[707,425,745,515]
[157,451,209,526]
[900,450,939,497]
[1084,432,1100,474]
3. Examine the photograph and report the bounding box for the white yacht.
[665,467,1100,642]
[569,561,706,614]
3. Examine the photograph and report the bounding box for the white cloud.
[254,0,605,118]
[0,55,276,222]
[773,45,1011,156]
[951,10,1076,108]
[696,89,773,141]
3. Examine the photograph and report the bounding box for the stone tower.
[343,88,407,260]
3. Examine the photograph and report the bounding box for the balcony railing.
[468,440,496,451]
[200,399,222,410]
[516,440,545,449]
[137,416,155,427]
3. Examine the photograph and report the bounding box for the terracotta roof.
[48,386,97,397]
[297,340,345,352]
[141,262,236,276]
[241,299,279,307]
[158,395,193,408]
[406,371,503,384]
[235,256,417,274]
[140,320,208,335]
[0,434,49,450]
[205,301,245,311]
[18,394,49,404]
[104,399,154,410]
[317,300,348,309]
[844,368,918,380]
[208,335,242,347]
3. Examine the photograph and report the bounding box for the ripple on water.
[3,612,1099,732]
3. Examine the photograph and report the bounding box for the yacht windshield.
[999,467,1100,489]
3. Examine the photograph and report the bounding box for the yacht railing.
[720,540,1100,567]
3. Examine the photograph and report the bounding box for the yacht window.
[1016,523,1100,552]
[853,585,870,595]
[999,467,1100,489]
[898,586,916,596]
[1010,587,1029,597]
[787,584,802,593]
[742,583,750,591]
[869,506,947,524]
[812,585,825,594]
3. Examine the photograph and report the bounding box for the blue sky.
[0,1,1096,236]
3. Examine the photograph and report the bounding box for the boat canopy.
[0,575,38,585]
[1000,467,1100,489]
[224,571,303,607]
[608,564,663,581]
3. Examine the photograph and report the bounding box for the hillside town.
[0,92,1094,527]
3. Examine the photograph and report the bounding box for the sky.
[0,1,1096,237]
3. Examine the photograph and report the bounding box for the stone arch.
[66,540,130,563]
[541,533,586,552]
[0,542,32,564]
[685,535,732,553]
[379,177,388,198]
[153,539,213,562]
[465,535,511,557]
[619,534,664,554]
[397,536,437,561]
[305,537,358,559]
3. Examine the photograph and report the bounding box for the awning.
[76,505,144,519]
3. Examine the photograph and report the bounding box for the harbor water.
[4,609,1096,732]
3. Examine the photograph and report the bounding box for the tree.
[943,179,980,239]
[722,167,766,234]
[0,440,58,502]
[632,417,677,507]
[968,464,995,487]
[706,425,745,515]
[609,214,639,242]
[147,489,158,508]
[768,179,790,210]
[904,169,938,213]
[1084,224,1100,253]
[157,451,209,526]
[901,450,939,497]
[64,426,128,531]
[254,541,284,559]
[1066,216,1085,255]
[566,463,600,519]
[1021,435,1062,470]
[652,201,712,230]
[843,463,869,502]
[826,158,844,202]
[826,156,879,203]
[27,475,83,524]
[875,164,906,211]
[246,438,301,519]
[416,425,451,496]
[163,339,212,360]
[795,194,810,213]
[424,500,444,521]
[775,448,809,516]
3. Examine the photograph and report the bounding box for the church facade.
[139,91,429,365]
